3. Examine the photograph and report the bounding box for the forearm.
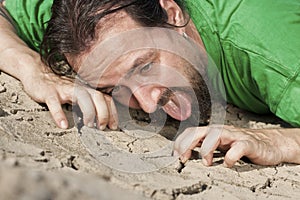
[255,128,300,164]
[0,5,43,82]
[275,128,300,164]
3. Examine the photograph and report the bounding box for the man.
[0,0,299,167]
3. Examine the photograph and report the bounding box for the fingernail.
[202,159,208,166]
[87,122,94,128]
[60,120,68,129]
[223,162,229,168]
[99,125,106,130]
[111,124,118,130]
[180,155,188,163]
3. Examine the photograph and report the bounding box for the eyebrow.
[125,50,157,79]
[133,51,157,67]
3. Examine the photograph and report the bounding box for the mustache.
[157,87,194,107]
[157,88,174,106]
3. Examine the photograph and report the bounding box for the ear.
[159,0,186,28]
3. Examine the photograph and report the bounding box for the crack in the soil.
[172,181,210,199]
[63,155,79,171]
[274,166,279,175]
[9,108,48,115]
[155,181,210,199]
[34,157,49,163]
[210,177,261,192]
[126,139,138,153]
[45,131,72,137]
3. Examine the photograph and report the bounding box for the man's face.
[71,11,211,123]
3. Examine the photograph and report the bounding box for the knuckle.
[85,111,96,120]
[98,117,109,124]
[91,91,104,99]
[243,134,254,141]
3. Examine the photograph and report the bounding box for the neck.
[184,20,205,49]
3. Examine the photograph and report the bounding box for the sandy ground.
[0,71,299,200]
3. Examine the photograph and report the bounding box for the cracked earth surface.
[0,72,299,200]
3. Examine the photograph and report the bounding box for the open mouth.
[158,89,192,121]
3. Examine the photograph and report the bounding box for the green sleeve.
[185,0,300,127]
[5,0,53,51]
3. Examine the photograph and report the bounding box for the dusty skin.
[0,71,300,199]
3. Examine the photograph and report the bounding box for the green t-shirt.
[5,0,300,126]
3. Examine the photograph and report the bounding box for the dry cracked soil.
[0,71,299,200]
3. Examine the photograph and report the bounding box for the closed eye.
[139,63,152,74]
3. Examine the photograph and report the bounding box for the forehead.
[69,11,140,71]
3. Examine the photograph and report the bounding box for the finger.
[173,127,208,162]
[202,152,214,166]
[104,96,119,130]
[74,89,96,127]
[45,95,68,129]
[200,125,223,156]
[199,126,223,166]
[88,90,109,130]
[223,140,250,168]
[201,137,221,166]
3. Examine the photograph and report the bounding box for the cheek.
[113,87,141,109]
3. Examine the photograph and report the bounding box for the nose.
[132,86,162,113]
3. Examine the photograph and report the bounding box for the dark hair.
[40,0,187,76]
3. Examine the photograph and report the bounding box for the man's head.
[41,0,211,124]
[41,0,187,71]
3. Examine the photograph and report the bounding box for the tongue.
[162,91,191,121]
